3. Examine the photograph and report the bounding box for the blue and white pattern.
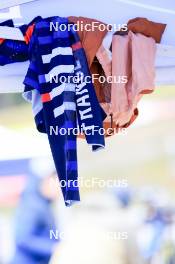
[23,16,106,205]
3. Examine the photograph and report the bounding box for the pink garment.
[96,31,156,127]
[111,31,156,126]
[96,39,112,79]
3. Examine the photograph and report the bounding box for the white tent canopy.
[0,0,175,93]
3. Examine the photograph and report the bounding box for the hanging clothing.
[95,16,165,99]
[111,31,156,126]
[95,31,156,128]
[23,16,106,206]
[0,17,106,205]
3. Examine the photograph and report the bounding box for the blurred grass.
[1,85,175,197]
[0,103,34,129]
[145,85,175,100]
[0,85,175,129]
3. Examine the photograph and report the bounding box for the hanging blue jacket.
[0,16,106,206]
[23,16,106,205]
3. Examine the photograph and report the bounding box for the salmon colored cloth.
[96,31,156,129]
[110,31,156,126]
